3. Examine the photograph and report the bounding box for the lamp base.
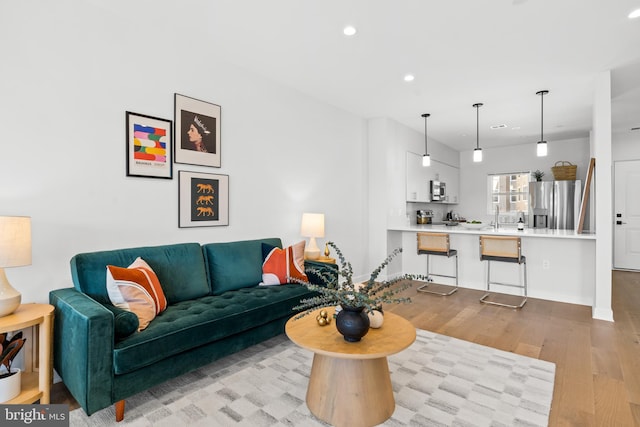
[304,248,321,260]
[0,268,21,317]
[304,237,321,260]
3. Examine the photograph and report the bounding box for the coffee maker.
[416,210,433,224]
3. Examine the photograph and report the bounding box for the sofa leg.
[115,400,125,422]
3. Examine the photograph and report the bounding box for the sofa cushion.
[260,241,308,286]
[70,243,209,305]
[203,238,282,295]
[112,284,312,375]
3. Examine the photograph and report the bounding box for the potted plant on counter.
[291,242,425,342]
[0,332,26,402]
[534,169,544,181]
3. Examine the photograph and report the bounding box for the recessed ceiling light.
[490,124,507,130]
[404,74,415,82]
[343,26,357,36]
[629,9,640,19]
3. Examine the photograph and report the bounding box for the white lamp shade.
[422,154,431,167]
[0,216,31,268]
[473,148,483,162]
[300,213,325,238]
[537,141,548,157]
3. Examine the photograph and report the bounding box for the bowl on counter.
[460,222,486,229]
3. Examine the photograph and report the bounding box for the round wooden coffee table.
[285,308,416,427]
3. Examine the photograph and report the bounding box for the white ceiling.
[176,1,640,151]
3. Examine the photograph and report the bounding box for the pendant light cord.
[537,90,549,142]
[476,105,479,149]
[422,113,430,154]
[540,91,544,142]
[425,116,428,153]
[473,103,482,149]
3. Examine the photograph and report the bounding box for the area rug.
[69,329,555,427]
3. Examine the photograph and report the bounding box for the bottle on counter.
[517,217,525,231]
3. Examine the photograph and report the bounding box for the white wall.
[457,138,590,224]
[613,130,640,160]
[592,71,614,322]
[0,1,368,304]
[367,117,459,276]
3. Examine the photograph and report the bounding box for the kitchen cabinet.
[439,162,460,204]
[406,152,459,203]
[406,152,432,202]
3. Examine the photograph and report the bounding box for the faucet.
[494,206,500,230]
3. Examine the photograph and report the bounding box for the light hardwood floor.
[386,270,640,426]
[52,270,640,426]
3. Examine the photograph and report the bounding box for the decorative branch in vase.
[290,242,426,341]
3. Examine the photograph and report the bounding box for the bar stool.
[416,232,458,296]
[478,235,527,309]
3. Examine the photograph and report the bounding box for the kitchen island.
[388,224,596,307]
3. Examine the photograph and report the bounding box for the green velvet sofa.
[49,237,327,421]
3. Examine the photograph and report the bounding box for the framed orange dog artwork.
[178,171,229,227]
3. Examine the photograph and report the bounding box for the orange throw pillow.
[260,241,308,286]
[106,257,167,331]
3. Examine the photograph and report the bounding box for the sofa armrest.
[49,288,115,415]
[304,260,338,287]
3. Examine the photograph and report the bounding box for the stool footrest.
[486,281,526,290]
[417,283,458,296]
[427,272,458,280]
[479,293,527,309]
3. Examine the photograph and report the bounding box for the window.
[487,172,531,215]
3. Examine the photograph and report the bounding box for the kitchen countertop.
[388,224,596,240]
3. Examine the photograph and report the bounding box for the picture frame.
[174,93,221,167]
[126,112,173,179]
[179,170,229,227]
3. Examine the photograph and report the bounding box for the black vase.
[336,305,370,342]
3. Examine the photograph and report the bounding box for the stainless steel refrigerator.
[529,180,582,230]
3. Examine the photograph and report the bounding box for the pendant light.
[421,113,431,167]
[536,90,549,157]
[473,103,483,162]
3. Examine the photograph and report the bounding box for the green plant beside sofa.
[49,237,333,421]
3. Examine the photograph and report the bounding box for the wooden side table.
[0,303,54,404]
[305,256,336,264]
[285,308,416,427]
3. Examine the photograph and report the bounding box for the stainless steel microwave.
[430,180,446,201]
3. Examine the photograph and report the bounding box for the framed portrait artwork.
[125,112,173,179]
[179,171,229,227]
[174,93,221,167]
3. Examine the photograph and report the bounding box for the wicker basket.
[551,161,577,180]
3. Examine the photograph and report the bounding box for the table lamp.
[0,216,31,317]
[300,213,324,260]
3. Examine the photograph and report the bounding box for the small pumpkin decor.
[0,332,26,402]
[292,242,426,342]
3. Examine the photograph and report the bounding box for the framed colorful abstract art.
[126,112,173,179]
[174,93,221,167]
[179,171,229,227]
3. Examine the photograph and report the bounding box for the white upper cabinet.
[439,162,460,204]
[406,152,432,202]
[406,151,459,203]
